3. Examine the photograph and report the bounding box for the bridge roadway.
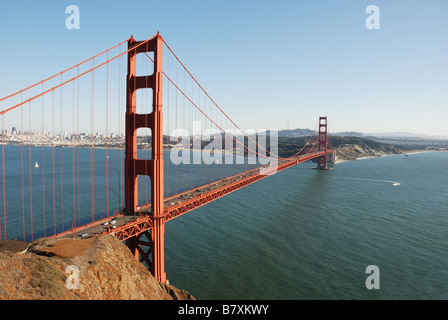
[51,150,331,241]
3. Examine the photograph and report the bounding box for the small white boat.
[392,182,400,187]
[34,161,39,169]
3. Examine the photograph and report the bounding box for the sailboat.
[34,161,39,169]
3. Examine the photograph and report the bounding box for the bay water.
[1,145,447,299]
[165,151,448,299]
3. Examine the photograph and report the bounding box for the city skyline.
[1,1,447,136]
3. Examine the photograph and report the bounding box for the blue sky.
[1,0,447,136]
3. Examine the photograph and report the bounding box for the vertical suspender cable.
[28,101,33,241]
[72,79,76,228]
[174,62,178,194]
[52,90,56,235]
[42,84,46,236]
[208,96,211,184]
[166,50,170,198]
[215,101,218,182]
[77,67,81,228]
[21,95,25,240]
[191,75,194,189]
[91,59,95,227]
[1,114,5,240]
[106,53,109,217]
[118,50,123,211]
[182,68,186,193]
[60,75,64,232]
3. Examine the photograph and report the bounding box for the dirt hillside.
[0,235,194,300]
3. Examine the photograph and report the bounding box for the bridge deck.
[51,150,332,241]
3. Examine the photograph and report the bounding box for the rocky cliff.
[335,143,403,161]
[0,235,195,300]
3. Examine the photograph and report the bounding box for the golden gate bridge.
[0,33,335,283]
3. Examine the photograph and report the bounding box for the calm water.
[1,145,447,299]
[165,151,448,299]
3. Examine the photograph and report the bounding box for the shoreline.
[0,143,238,154]
[335,149,447,164]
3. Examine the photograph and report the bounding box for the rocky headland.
[0,235,195,300]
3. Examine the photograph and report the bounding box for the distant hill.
[163,128,447,159]
[277,128,316,137]
[278,128,448,140]
[277,135,405,160]
[327,136,404,160]
[277,135,447,161]
[333,131,448,141]
[333,131,366,138]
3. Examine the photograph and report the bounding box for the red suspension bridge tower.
[124,33,166,283]
[317,116,329,170]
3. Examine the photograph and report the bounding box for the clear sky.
[1,0,447,136]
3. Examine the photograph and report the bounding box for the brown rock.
[0,240,30,254]
[0,235,195,300]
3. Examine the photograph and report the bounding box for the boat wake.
[352,178,400,187]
